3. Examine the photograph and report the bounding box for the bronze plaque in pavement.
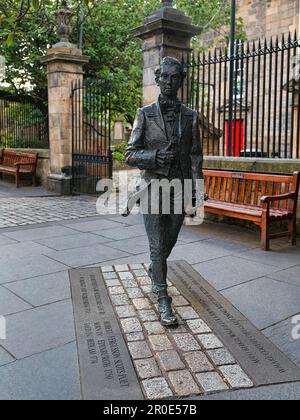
[168,260,300,387]
[69,268,143,400]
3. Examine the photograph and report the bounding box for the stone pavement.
[0,180,98,228]
[0,191,300,399]
[99,263,253,399]
[0,196,98,228]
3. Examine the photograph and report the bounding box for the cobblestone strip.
[0,196,98,228]
[101,264,254,400]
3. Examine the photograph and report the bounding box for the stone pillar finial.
[55,0,74,47]
[133,1,201,105]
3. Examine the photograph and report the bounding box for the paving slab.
[64,219,125,233]
[0,286,32,315]
[0,241,57,261]
[156,350,185,371]
[142,377,172,400]
[0,342,81,400]
[218,365,254,388]
[4,225,78,242]
[108,214,144,226]
[264,316,300,368]
[267,266,300,288]
[0,255,67,284]
[44,244,129,268]
[207,348,235,366]
[4,271,70,306]
[0,347,15,367]
[196,372,229,393]
[222,277,300,330]
[105,236,151,255]
[83,253,151,268]
[36,232,110,251]
[178,228,212,244]
[193,381,300,400]
[95,225,147,241]
[134,358,161,380]
[0,236,18,247]
[168,370,201,396]
[237,246,300,269]
[197,334,224,350]
[1,300,75,359]
[169,239,252,264]
[193,255,281,291]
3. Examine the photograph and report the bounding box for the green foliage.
[0,135,47,149]
[112,142,127,162]
[0,0,243,124]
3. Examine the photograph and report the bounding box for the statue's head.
[155,56,186,98]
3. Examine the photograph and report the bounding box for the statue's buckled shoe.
[158,296,178,327]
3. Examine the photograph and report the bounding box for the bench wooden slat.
[228,178,233,202]
[221,177,227,201]
[261,181,266,198]
[282,183,290,210]
[234,178,239,203]
[246,180,252,204]
[268,181,274,197]
[274,182,282,209]
[254,181,259,206]
[211,177,216,199]
[216,177,222,200]
[205,176,210,195]
[240,179,246,203]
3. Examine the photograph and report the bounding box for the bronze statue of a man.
[125,57,203,326]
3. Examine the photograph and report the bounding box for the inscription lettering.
[80,277,91,315]
[90,274,105,314]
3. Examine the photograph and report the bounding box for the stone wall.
[237,0,298,42]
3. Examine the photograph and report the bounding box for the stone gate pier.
[41,2,89,194]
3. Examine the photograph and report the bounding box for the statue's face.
[157,63,183,98]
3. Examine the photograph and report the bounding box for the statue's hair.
[154,56,187,82]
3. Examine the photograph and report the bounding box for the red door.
[225,120,244,157]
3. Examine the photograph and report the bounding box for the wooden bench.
[203,170,300,251]
[0,149,39,188]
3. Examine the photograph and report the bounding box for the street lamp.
[228,0,236,157]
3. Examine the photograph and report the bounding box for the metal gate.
[183,33,300,159]
[0,99,48,149]
[71,78,112,194]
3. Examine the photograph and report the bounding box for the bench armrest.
[14,162,36,167]
[261,192,296,204]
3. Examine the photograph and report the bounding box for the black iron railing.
[72,78,112,194]
[183,32,300,159]
[0,99,48,149]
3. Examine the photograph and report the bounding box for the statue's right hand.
[156,150,177,167]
